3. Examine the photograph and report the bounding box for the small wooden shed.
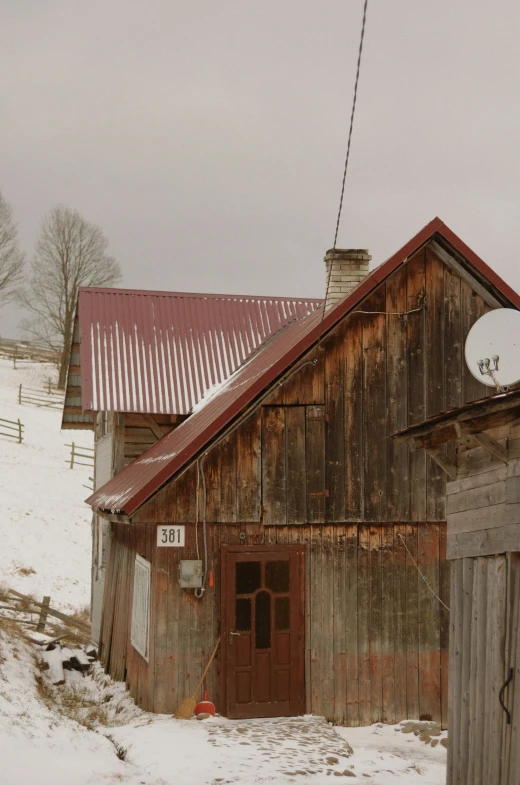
[85,218,520,725]
[394,390,520,784]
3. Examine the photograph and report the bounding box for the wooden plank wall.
[123,414,180,466]
[504,553,520,785]
[99,245,493,722]
[447,423,520,558]
[139,247,491,527]
[447,554,513,785]
[100,519,448,724]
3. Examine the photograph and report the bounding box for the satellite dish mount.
[476,355,502,392]
[464,309,520,393]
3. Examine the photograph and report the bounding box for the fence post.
[37,596,51,632]
[17,419,22,444]
[18,384,22,405]
[70,442,75,470]
[13,347,17,370]
[47,378,51,395]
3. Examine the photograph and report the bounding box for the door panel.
[223,547,304,719]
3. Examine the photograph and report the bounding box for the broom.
[174,636,221,719]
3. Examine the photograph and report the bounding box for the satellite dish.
[465,308,520,388]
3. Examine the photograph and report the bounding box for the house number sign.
[156,525,185,547]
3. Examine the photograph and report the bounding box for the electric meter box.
[178,560,203,588]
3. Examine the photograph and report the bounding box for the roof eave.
[86,216,520,514]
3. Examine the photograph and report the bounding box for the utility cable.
[397,533,450,613]
[322,0,369,327]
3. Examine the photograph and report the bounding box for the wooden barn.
[60,288,322,641]
[85,217,520,725]
[395,389,520,784]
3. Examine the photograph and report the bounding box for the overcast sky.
[1,0,520,336]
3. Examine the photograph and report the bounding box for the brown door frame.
[220,543,305,718]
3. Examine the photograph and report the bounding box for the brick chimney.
[324,248,371,310]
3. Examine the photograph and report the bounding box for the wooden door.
[222,546,305,719]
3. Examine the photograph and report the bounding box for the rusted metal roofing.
[87,307,322,514]
[75,288,322,417]
[87,217,520,516]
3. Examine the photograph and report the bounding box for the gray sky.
[1,0,520,336]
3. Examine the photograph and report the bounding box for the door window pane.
[236,598,251,631]
[236,561,261,594]
[265,560,290,593]
[275,597,290,630]
[255,591,271,649]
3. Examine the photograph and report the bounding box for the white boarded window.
[131,555,151,661]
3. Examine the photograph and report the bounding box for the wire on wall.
[397,533,450,613]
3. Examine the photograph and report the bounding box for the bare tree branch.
[0,189,25,307]
[19,206,121,387]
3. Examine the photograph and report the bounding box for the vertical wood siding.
[448,554,520,785]
[133,247,491,528]
[99,246,492,723]
[101,520,449,723]
[447,555,514,785]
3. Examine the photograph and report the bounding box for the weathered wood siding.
[101,520,449,723]
[123,413,182,466]
[448,554,520,785]
[505,553,520,785]
[447,422,520,558]
[99,244,492,722]
[133,247,491,528]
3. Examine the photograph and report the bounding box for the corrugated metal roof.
[77,288,322,415]
[87,217,520,516]
[87,307,322,514]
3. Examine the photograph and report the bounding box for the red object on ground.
[195,700,216,716]
[195,690,216,716]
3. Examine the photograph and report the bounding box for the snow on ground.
[0,355,448,785]
[110,715,447,785]
[335,724,447,784]
[0,625,448,785]
[0,626,163,785]
[0,357,93,609]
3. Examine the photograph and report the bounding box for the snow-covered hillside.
[0,625,161,785]
[0,354,448,785]
[0,357,93,610]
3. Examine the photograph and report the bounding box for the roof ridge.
[78,286,324,303]
[86,217,520,516]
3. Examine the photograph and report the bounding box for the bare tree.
[20,206,121,388]
[0,189,24,307]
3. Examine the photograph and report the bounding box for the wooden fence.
[0,416,23,443]
[0,589,91,637]
[0,338,60,367]
[18,383,64,410]
[66,442,94,469]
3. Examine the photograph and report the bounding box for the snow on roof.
[87,217,520,516]
[73,288,322,417]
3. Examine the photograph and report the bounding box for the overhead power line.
[323,0,369,322]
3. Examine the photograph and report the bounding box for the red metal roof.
[87,218,520,515]
[77,288,322,415]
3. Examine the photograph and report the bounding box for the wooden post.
[47,377,52,395]
[70,442,75,470]
[18,383,22,405]
[17,419,22,444]
[37,596,51,632]
[13,347,17,369]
